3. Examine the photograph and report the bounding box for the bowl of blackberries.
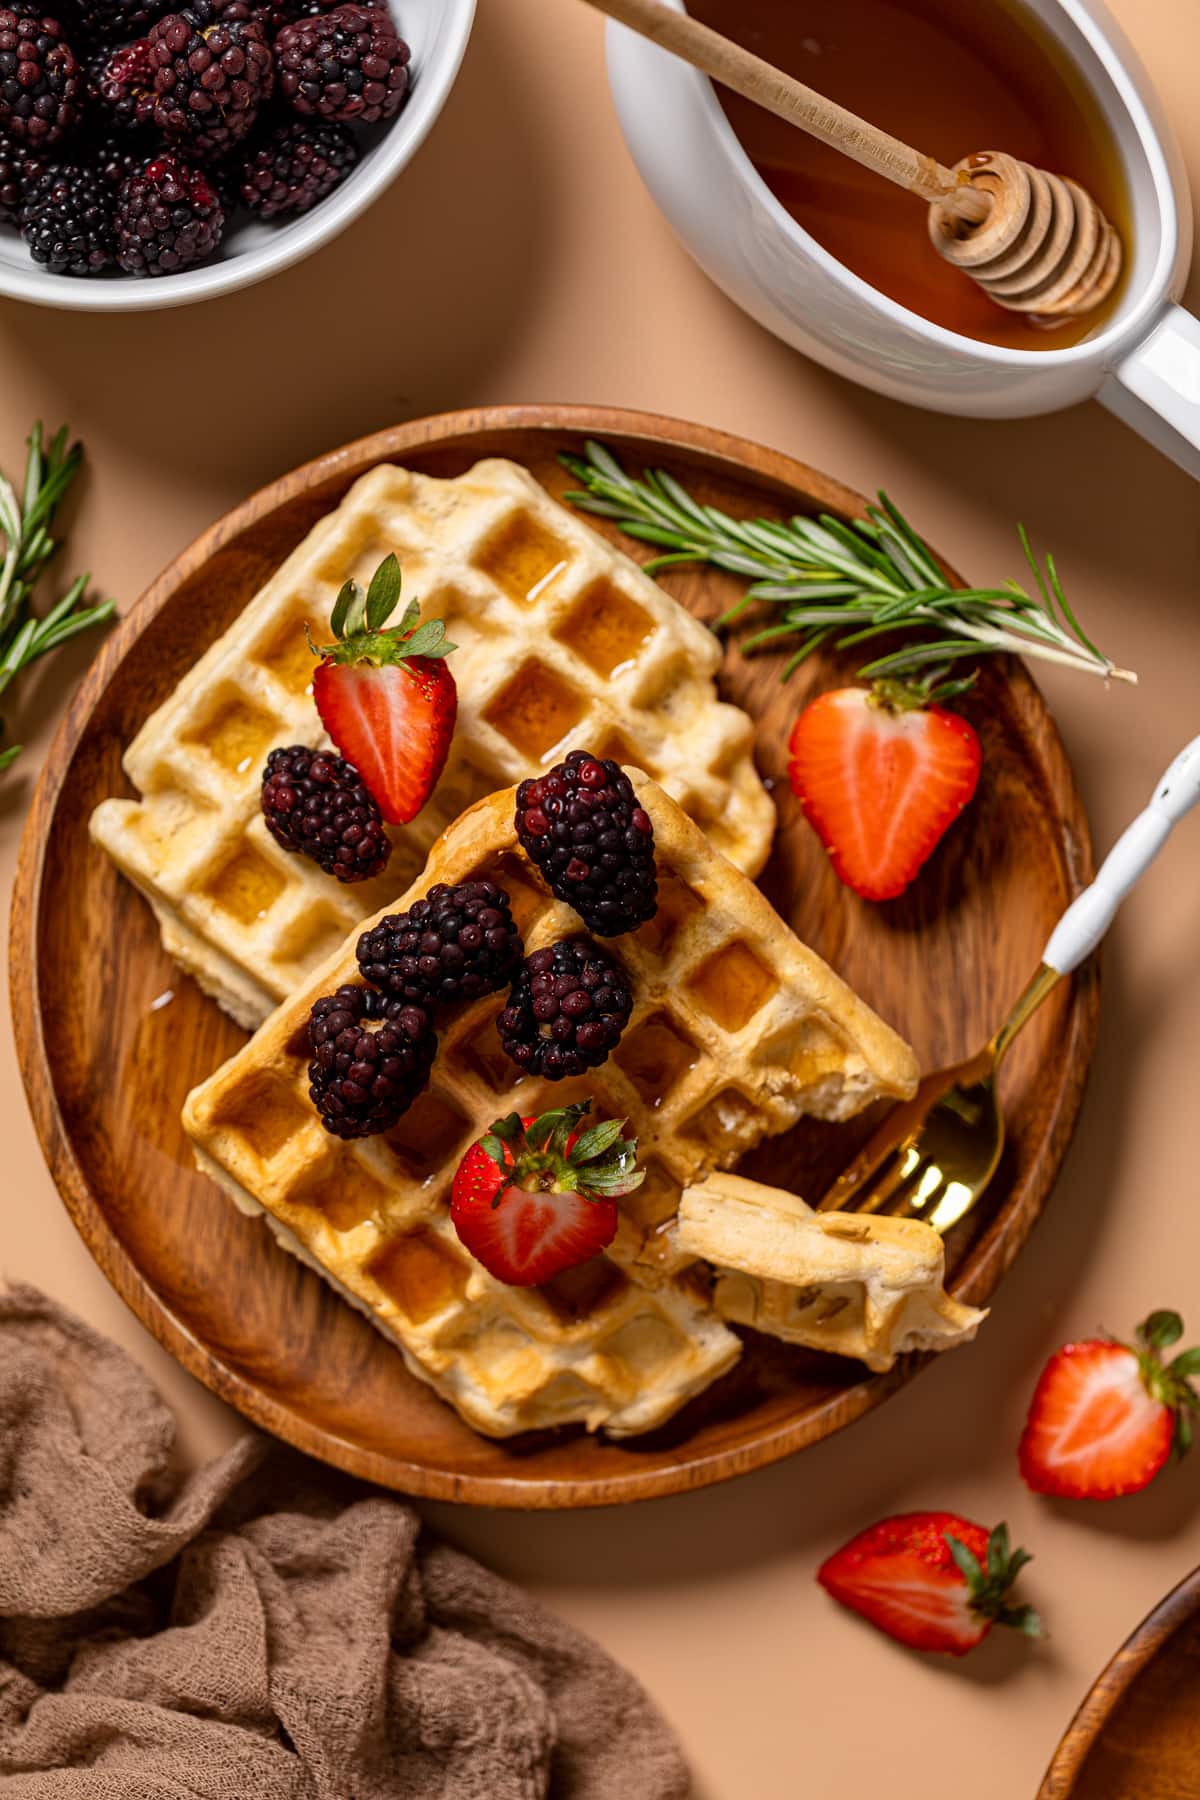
[0,0,473,306]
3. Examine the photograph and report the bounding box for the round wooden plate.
[10,404,1099,1508]
[1039,1567,1200,1798]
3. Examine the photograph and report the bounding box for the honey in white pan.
[689,0,1130,348]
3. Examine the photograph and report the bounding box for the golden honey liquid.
[688,0,1130,348]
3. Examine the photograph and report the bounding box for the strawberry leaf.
[571,1119,628,1163]
[330,576,359,641]
[401,619,454,659]
[480,1134,508,1169]
[1168,1348,1200,1378]
[347,581,369,639]
[397,597,421,636]
[365,553,402,631]
[580,1164,645,1198]
[1141,1310,1184,1350]
[945,1534,984,1590]
[950,1525,1041,1635]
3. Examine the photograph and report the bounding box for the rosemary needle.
[561,440,1135,688]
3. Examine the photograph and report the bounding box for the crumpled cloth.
[0,1283,689,1799]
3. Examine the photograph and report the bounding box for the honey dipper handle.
[584,0,990,220]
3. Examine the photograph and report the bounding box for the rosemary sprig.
[560,440,1135,688]
[0,423,116,772]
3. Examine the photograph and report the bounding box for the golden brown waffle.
[90,457,776,1030]
[678,1174,985,1372]
[182,775,918,1438]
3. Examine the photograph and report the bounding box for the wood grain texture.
[8,403,1099,1508]
[1039,1567,1200,1799]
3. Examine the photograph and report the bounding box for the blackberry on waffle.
[497,936,633,1080]
[261,744,391,883]
[307,982,434,1139]
[357,880,523,1010]
[515,750,657,936]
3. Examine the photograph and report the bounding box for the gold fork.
[820,735,1200,1231]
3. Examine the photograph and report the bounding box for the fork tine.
[852,1151,944,1220]
[821,1130,921,1213]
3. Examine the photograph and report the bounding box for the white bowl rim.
[0,0,476,313]
[612,0,1183,368]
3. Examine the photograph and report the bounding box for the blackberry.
[0,126,44,221]
[274,2,408,124]
[357,880,524,1009]
[0,10,84,147]
[238,112,354,217]
[497,937,633,1081]
[307,982,434,1139]
[86,39,156,132]
[115,149,223,273]
[20,161,117,272]
[72,0,169,48]
[515,751,657,937]
[147,0,273,158]
[261,744,390,883]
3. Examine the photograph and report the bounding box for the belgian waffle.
[678,1174,984,1372]
[182,774,918,1438]
[90,458,777,1030]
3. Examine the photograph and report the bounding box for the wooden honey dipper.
[584,0,1123,320]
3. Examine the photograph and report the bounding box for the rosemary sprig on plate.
[0,423,116,772]
[560,440,1135,687]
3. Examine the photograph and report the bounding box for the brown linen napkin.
[0,1283,689,1800]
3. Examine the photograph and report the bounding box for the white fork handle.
[1043,735,1200,975]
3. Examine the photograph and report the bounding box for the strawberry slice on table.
[450,1100,644,1288]
[1019,1310,1200,1500]
[818,1512,1042,1658]
[787,678,982,902]
[310,552,457,826]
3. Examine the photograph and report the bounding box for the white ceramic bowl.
[606,0,1200,476]
[0,0,475,311]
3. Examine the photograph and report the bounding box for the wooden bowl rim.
[9,402,1100,1508]
[1037,1564,1200,1798]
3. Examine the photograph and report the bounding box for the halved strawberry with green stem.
[310,553,457,826]
[818,1512,1043,1657]
[450,1100,644,1288]
[1019,1309,1200,1500]
[787,674,982,902]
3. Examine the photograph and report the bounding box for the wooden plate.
[1039,1567,1200,1798]
[10,404,1099,1508]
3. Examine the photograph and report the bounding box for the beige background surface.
[3,0,1200,1794]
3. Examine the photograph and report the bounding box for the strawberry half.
[787,679,982,901]
[818,1512,1042,1657]
[1019,1309,1200,1500]
[310,553,457,826]
[450,1100,644,1287]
